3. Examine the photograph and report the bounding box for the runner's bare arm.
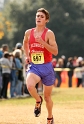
[45,30,58,55]
[23,30,31,58]
[35,30,58,56]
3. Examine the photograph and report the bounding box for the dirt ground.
[0,103,84,124]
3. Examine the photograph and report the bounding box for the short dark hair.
[4,52,10,58]
[2,44,8,51]
[37,8,50,20]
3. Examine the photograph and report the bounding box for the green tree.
[4,0,43,48]
[42,0,84,57]
[1,0,84,58]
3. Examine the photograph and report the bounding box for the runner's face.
[36,12,48,26]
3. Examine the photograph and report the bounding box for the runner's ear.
[46,20,49,23]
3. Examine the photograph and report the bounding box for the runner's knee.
[26,83,34,92]
[44,95,51,103]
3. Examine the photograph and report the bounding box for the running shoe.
[34,96,43,117]
[47,117,54,124]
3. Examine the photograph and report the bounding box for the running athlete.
[23,8,58,124]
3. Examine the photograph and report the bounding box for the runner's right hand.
[25,57,30,64]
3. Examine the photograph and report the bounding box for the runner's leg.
[43,85,53,118]
[26,72,41,102]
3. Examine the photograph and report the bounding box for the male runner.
[23,8,58,124]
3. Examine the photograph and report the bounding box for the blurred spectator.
[13,43,23,58]
[61,55,67,68]
[56,58,64,87]
[10,54,17,98]
[81,60,84,87]
[13,43,26,95]
[14,51,23,96]
[52,58,57,68]
[74,57,83,87]
[0,63,2,98]
[0,44,9,58]
[0,44,9,98]
[67,57,75,87]
[0,48,3,59]
[73,56,78,66]
[0,52,12,99]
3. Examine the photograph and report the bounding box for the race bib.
[31,52,44,64]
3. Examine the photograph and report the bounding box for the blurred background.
[0,0,84,99]
[0,0,84,58]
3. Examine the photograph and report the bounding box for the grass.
[0,88,84,106]
[52,88,84,102]
[0,88,84,124]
